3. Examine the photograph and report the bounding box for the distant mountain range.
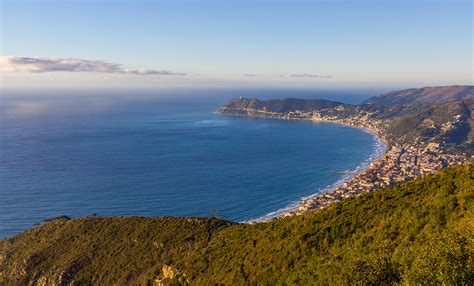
[362,85,474,106]
[219,85,474,153]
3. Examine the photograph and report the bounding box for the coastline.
[217,112,388,222]
[243,117,387,223]
[218,107,470,221]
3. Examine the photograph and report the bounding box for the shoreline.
[243,117,387,223]
[218,108,470,221]
[217,112,389,222]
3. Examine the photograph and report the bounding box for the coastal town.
[218,104,472,219]
[282,109,471,217]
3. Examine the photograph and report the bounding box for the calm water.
[0,89,384,239]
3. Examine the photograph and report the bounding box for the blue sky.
[1,0,472,89]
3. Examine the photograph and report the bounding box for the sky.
[0,0,472,89]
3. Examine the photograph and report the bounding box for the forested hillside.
[1,164,473,285]
[219,86,474,152]
[362,85,474,106]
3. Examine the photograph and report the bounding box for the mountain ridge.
[362,85,474,106]
[218,85,474,151]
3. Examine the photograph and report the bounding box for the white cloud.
[0,56,187,75]
[290,73,332,78]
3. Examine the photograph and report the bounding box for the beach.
[247,121,387,222]
[218,105,471,220]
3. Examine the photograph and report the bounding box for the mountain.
[218,86,474,152]
[219,97,347,116]
[219,86,474,117]
[1,164,473,285]
[383,98,474,149]
[362,85,474,106]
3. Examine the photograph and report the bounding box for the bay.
[0,88,383,238]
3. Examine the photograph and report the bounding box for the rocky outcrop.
[154,265,188,286]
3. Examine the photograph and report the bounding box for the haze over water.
[0,89,383,239]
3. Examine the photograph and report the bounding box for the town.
[239,107,472,218]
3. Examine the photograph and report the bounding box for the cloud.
[0,56,187,75]
[290,73,332,78]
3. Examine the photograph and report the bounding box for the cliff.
[1,164,473,285]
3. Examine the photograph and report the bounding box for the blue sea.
[0,88,385,239]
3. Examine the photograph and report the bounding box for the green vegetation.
[222,97,345,113]
[361,85,473,106]
[383,99,473,148]
[220,85,474,152]
[1,164,473,285]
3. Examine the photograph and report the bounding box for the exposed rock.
[154,265,188,286]
[43,215,71,222]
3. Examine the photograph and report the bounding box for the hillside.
[362,85,474,106]
[383,98,474,149]
[1,164,473,285]
[220,97,347,117]
[218,86,474,152]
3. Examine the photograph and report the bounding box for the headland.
[218,85,474,218]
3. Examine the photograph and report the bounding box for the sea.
[0,88,386,239]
